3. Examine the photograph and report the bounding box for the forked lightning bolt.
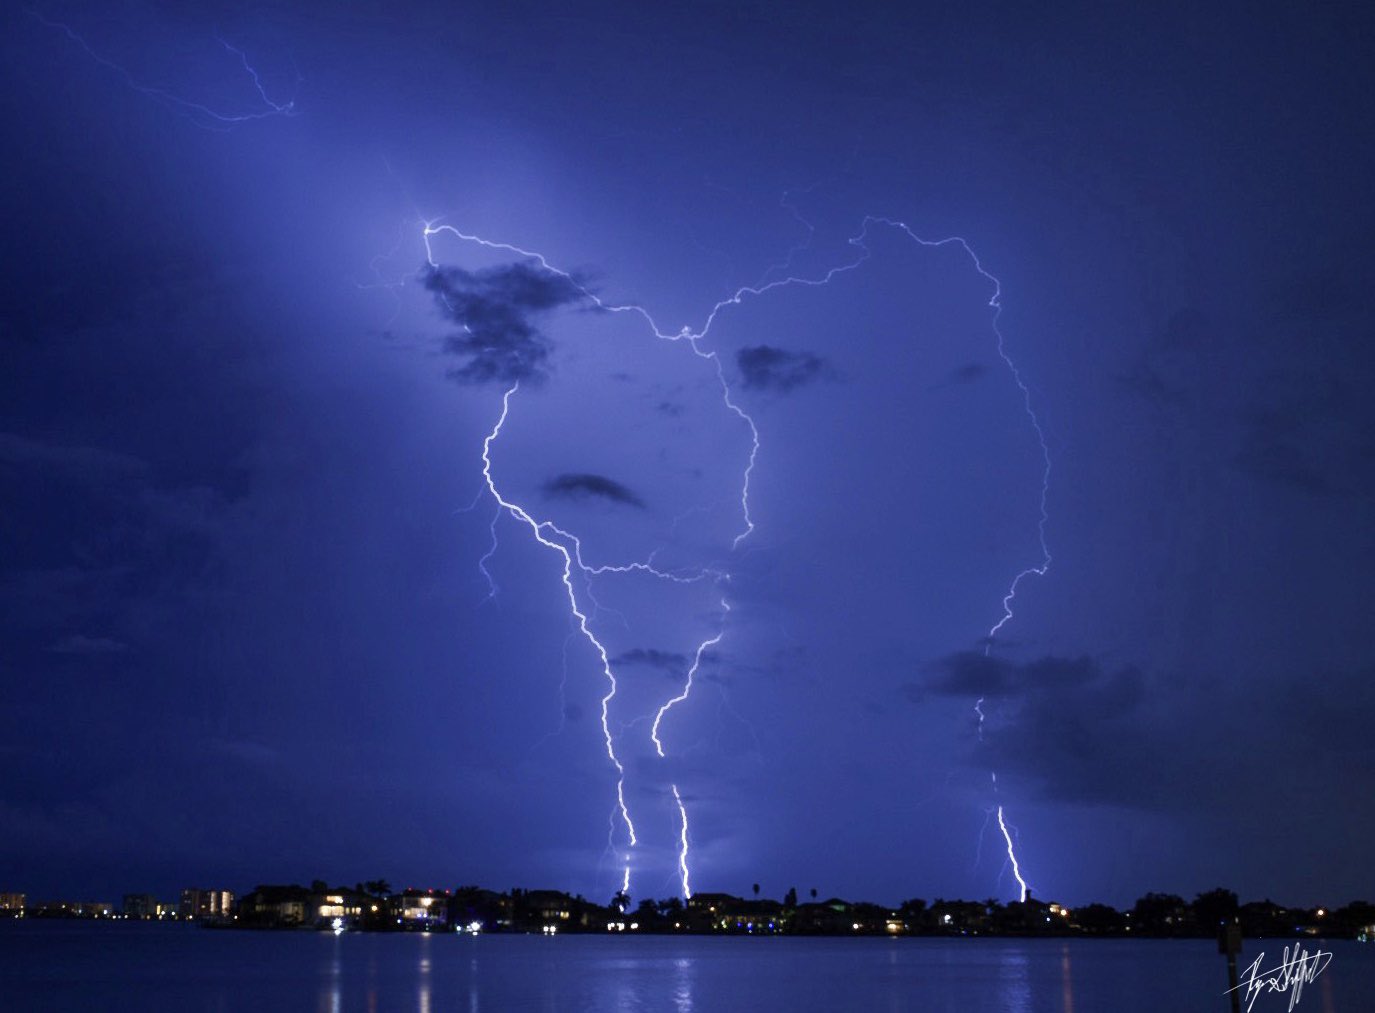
[425,212,1050,901]
[480,385,640,889]
[30,10,298,131]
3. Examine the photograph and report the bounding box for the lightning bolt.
[997,805,1029,904]
[651,603,730,759]
[479,385,638,888]
[476,501,502,603]
[857,217,1048,905]
[671,784,692,900]
[424,210,1049,902]
[653,602,730,899]
[847,216,1053,906]
[29,10,298,130]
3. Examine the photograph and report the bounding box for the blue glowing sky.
[2,1,1372,907]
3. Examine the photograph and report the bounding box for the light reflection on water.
[672,955,693,1013]
[417,933,432,1013]
[998,945,1032,1013]
[318,935,341,1013]
[4,923,1373,1011]
[1060,943,1075,1013]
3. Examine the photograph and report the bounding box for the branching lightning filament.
[426,210,1049,902]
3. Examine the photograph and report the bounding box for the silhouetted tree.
[810,888,817,900]
[311,880,328,894]
[364,880,391,897]
[1335,901,1375,936]
[1192,888,1239,930]
[1131,892,1187,935]
[611,890,629,914]
[752,883,760,898]
[1074,903,1126,934]
[784,887,798,908]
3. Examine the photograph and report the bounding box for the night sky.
[3,1,1373,909]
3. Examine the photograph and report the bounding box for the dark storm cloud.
[905,651,1009,699]
[736,345,832,392]
[1,440,233,647]
[611,647,688,681]
[927,362,989,392]
[907,653,1154,806]
[422,262,591,385]
[542,473,646,509]
[914,652,1375,817]
[950,362,988,384]
[911,651,1102,701]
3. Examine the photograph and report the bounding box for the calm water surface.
[1,921,1370,1011]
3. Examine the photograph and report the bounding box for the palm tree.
[658,896,685,918]
[752,883,760,899]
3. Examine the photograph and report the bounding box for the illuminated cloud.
[736,345,832,392]
[423,262,592,385]
[611,648,689,681]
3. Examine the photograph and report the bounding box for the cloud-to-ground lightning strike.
[655,602,730,898]
[479,385,640,889]
[997,805,1029,903]
[873,213,1053,907]
[423,211,1050,901]
[974,691,1030,900]
[651,603,730,760]
[671,784,692,900]
[29,10,298,130]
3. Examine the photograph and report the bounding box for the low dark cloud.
[949,362,987,384]
[736,345,832,392]
[912,651,1102,701]
[422,261,591,385]
[927,362,989,392]
[908,653,1155,806]
[543,473,646,509]
[611,648,688,681]
[909,651,1375,823]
